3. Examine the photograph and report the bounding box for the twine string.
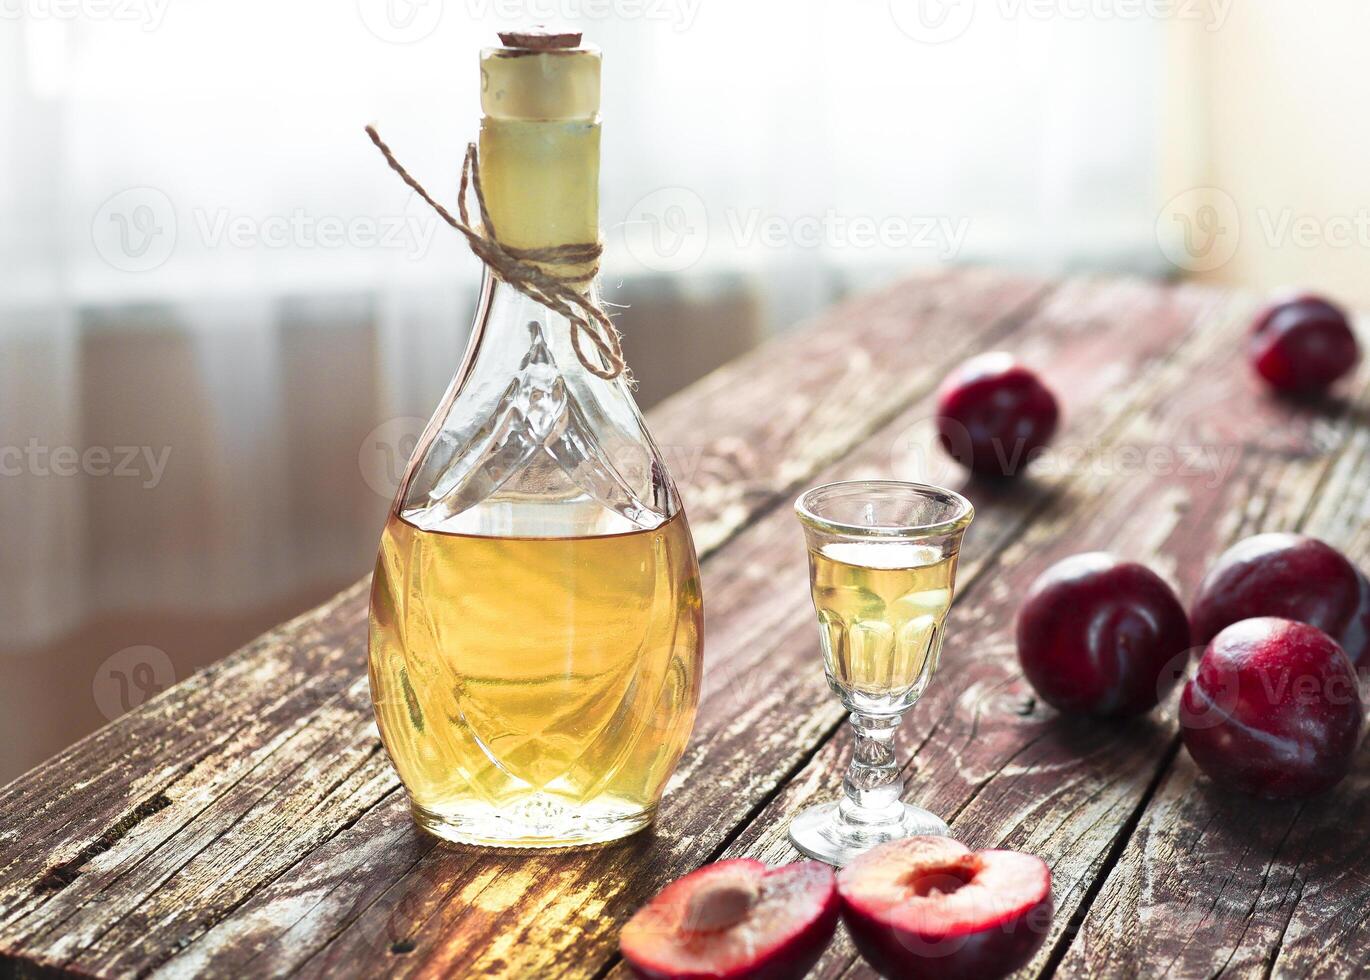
[364,125,627,381]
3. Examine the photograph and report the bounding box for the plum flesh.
[837,836,1052,980]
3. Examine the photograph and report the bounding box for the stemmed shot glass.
[790,480,974,866]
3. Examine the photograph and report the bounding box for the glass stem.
[837,712,905,826]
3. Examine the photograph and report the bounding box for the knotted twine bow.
[365,125,628,381]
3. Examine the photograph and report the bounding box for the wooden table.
[3,269,1368,979]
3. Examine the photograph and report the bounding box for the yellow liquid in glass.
[368,511,703,847]
[808,542,958,704]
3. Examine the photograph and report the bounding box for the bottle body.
[368,278,703,847]
[369,509,701,847]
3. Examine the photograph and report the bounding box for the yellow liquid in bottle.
[368,510,703,847]
[808,542,958,707]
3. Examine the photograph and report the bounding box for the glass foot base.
[788,801,949,866]
[411,795,653,850]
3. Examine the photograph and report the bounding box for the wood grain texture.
[1052,368,1370,980]
[0,268,1045,979]
[271,276,1213,980]
[2,271,1368,980]
[607,278,1264,980]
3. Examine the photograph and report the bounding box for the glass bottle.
[367,31,703,849]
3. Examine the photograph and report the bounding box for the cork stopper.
[496,28,581,49]
[481,28,601,121]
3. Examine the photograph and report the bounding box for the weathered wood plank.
[198,277,1220,980]
[7,273,1362,980]
[0,267,1037,864]
[2,272,1167,975]
[0,269,1047,978]
[0,268,1038,861]
[648,267,1051,554]
[1051,374,1370,978]
[675,297,1370,980]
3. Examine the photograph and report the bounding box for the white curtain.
[0,0,1169,649]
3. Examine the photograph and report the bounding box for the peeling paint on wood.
[2,271,1367,979]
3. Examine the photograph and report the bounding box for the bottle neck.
[477,38,602,289]
[478,117,601,286]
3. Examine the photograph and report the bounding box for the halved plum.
[620,859,839,980]
[837,836,1053,980]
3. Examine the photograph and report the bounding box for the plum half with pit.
[1248,294,1359,394]
[936,353,1060,477]
[837,836,1052,980]
[1179,617,1364,799]
[620,859,838,980]
[1016,553,1192,717]
[1190,533,1370,668]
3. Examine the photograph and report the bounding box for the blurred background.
[3,0,1368,781]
